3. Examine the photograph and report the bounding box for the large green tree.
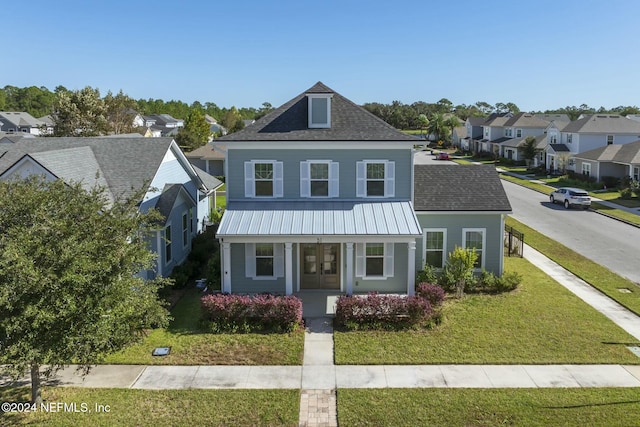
[104,90,139,135]
[52,86,109,136]
[426,113,447,144]
[444,115,462,144]
[176,108,211,151]
[0,177,170,404]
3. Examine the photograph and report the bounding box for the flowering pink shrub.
[335,292,433,331]
[201,293,303,333]
[415,283,445,306]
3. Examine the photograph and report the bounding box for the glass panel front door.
[300,243,340,290]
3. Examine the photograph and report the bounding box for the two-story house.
[0,112,49,135]
[479,113,511,153]
[461,117,485,152]
[0,137,221,279]
[494,113,557,161]
[215,82,511,297]
[546,114,640,173]
[216,82,423,296]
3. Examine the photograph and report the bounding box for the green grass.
[0,387,298,426]
[104,288,304,365]
[215,194,226,209]
[338,388,640,427]
[506,216,640,315]
[500,173,555,194]
[334,257,639,365]
[590,201,640,225]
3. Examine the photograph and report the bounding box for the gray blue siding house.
[413,165,512,275]
[216,82,512,296]
[0,137,221,279]
[216,82,423,295]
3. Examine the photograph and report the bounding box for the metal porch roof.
[217,201,421,237]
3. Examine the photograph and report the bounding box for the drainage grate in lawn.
[627,346,640,358]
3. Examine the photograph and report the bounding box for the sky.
[4,0,640,112]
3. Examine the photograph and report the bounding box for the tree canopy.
[176,108,212,151]
[0,176,170,403]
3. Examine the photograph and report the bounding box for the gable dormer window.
[307,94,332,128]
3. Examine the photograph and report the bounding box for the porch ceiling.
[217,201,421,237]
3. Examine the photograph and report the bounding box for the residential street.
[502,179,640,284]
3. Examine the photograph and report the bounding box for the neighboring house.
[205,114,227,136]
[186,142,227,177]
[492,113,552,158]
[462,117,485,151]
[214,82,511,297]
[452,126,466,148]
[500,134,547,163]
[414,165,512,275]
[545,114,640,173]
[0,137,222,279]
[0,112,48,135]
[572,140,640,182]
[479,113,511,153]
[216,82,423,296]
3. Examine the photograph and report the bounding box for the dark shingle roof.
[562,114,640,133]
[575,140,640,164]
[0,137,176,200]
[549,143,571,152]
[414,164,512,212]
[218,82,417,142]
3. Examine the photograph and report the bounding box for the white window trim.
[164,223,172,264]
[422,228,447,269]
[505,128,512,137]
[582,163,591,176]
[462,228,486,270]
[182,212,189,249]
[245,243,284,280]
[607,134,614,145]
[355,242,394,279]
[300,160,339,198]
[633,166,639,181]
[356,160,395,198]
[515,129,522,138]
[244,160,284,198]
[307,94,332,128]
[567,134,573,143]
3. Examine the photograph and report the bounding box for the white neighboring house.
[0,112,50,135]
[546,114,640,173]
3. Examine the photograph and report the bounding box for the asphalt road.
[502,179,640,285]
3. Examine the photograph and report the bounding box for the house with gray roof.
[214,82,510,298]
[186,142,227,176]
[0,137,222,279]
[545,114,640,173]
[414,164,512,275]
[572,140,640,183]
[0,112,49,136]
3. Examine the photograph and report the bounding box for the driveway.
[502,179,640,284]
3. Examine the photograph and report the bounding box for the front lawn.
[506,217,640,315]
[333,257,639,365]
[338,388,640,427]
[104,288,304,365]
[0,387,299,426]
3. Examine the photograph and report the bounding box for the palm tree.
[444,116,461,147]
[417,114,429,139]
[426,113,447,145]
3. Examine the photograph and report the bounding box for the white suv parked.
[549,187,591,209]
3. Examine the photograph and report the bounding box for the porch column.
[156,230,163,277]
[285,242,293,295]
[345,243,354,296]
[222,242,231,293]
[407,241,416,296]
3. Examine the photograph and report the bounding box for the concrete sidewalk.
[5,363,640,390]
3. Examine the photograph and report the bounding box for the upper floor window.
[244,160,283,198]
[633,166,639,182]
[515,129,522,138]
[505,128,513,137]
[607,134,614,145]
[463,228,485,270]
[356,160,395,198]
[300,160,339,197]
[567,134,573,144]
[355,242,394,279]
[182,212,189,248]
[307,95,332,128]
[582,163,591,176]
[550,135,557,144]
[484,127,489,137]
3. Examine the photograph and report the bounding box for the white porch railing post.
[285,242,293,295]
[407,241,416,296]
[222,242,231,293]
[346,242,354,295]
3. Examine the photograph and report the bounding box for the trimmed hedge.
[201,293,303,333]
[415,283,445,306]
[335,292,435,331]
